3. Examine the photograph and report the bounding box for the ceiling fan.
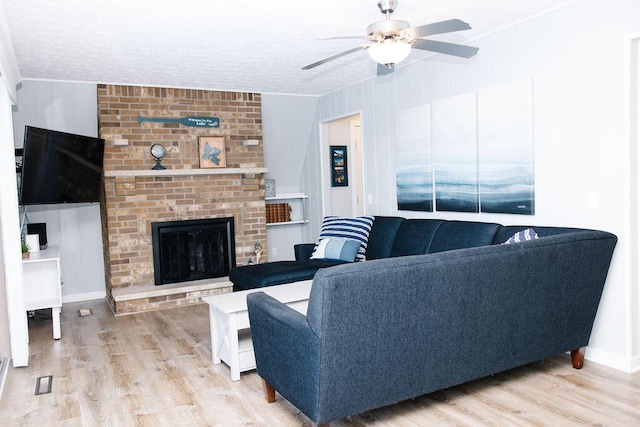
[301,0,479,74]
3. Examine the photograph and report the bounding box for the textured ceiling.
[1,0,576,96]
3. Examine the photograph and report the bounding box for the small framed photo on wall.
[330,145,348,187]
[264,179,276,197]
[199,136,226,168]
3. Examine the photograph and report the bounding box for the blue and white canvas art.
[478,81,535,215]
[432,92,479,213]
[394,80,535,215]
[395,104,433,212]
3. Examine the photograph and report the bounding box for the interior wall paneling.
[624,33,640,371]
[0,79,28,367]
[262,94,320,261]
[309,0,638,371]
[12,80,105,302]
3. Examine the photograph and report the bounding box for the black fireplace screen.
[152,218,236,286]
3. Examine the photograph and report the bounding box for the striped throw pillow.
[315,216,375,261]
[310,238,361,262]
[502,228,539,244]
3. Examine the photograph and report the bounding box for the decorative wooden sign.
[137,115,220,128]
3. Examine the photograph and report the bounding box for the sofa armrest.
[294,243,315,261]
[247,292,321,420]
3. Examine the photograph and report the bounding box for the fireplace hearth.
[152,218,236,286]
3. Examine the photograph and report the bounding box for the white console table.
[22,246,62,340]
[202,280,312,381]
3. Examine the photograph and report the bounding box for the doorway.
[321,113,364,216]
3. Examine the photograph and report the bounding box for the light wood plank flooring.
[1,299,639,426]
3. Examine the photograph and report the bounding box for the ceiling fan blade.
[301,45,369,70]
[412,39,479,58]
[377,63,395,76]
[406,19,472,39]
[318,35,364,40]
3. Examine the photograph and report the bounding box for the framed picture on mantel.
[265,179,276,197]
[199,136,226,168]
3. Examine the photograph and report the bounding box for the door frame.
[319,112,365,217]
[349,119,364,215]
[623,33,640,372]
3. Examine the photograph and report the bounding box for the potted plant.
[21,241,30,259]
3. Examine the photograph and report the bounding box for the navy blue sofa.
[245,217,617,426]
[230,216,600,291]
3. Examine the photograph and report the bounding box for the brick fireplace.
[98,85,267,315]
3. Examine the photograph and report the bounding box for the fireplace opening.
[152,217,236,286]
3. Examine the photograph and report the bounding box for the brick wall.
[98,85,266,314]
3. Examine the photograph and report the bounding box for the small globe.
[150,143,166,160]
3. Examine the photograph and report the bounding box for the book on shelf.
[266,203,291,223]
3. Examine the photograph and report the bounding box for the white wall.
[12,81,105,302]
[0,79,29,370]
[0,86,13,373]
[630,35,640,367]
[262,94,320,261]
[290,0,638,372]
[0,6,29,374]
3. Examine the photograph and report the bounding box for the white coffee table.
[202,280,312,381]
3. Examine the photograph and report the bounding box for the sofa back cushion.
[365,216,406,260]
[390,219,445,257]
[428,221,501,253]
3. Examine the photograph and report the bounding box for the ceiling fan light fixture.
[301,1,477,72]
[368,40,411,66]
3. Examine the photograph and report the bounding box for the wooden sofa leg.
[571,347,585,369]
[262,379,276,403]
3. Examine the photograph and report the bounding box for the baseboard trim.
[630,355,640,373]
[585,346,637,373]
[62,290,106,304]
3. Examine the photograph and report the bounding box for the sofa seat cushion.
[229,260,347,291]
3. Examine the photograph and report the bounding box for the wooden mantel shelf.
[104,167,268,178]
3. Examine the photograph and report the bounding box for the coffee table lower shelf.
[202,280,312,381]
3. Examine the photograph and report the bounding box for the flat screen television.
[19,126,105,205]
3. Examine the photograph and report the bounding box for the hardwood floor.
[1,299,639,426]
